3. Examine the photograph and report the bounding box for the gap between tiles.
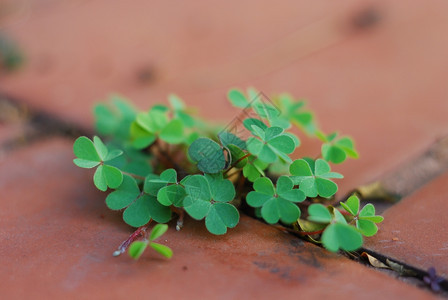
[0,92,91,158]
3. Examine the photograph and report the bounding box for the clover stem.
[236,172,246,195]
[171,206,185,231]
[225,169,241,179]
[153,139,176,169]
[112,223,150,257]
[153,139,187,176]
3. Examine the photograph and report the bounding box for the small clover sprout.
[246,176,305,224]
[340,195,384,236]
[290,158,343,198]
[128,224,173,260]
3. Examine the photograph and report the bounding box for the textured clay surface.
[1,0,448,195]
[364,171,448,277]
[0,138,436,299]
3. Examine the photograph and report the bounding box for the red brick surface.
[364,171,448,277]
[0,138,437,299]
[2,0,448,297]
[2,0,448,194]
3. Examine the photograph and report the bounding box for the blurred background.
[1,0,448,192]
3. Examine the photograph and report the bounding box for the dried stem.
[113,223,151,257]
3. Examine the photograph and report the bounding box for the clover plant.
[73,88,383,259]
[127,224,173,260]
[0,34,23,71]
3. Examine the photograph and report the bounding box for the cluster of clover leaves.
[73,88,383,260]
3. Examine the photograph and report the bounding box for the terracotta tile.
[0,138,436,299]
[364,170,448,278]
[1,1,448,196]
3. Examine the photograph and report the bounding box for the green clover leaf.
[242,156,268,182]
[106,145,153,180]
[246,125,296,163]
[168,94,195,128]
[228,88,287,128]
[226,144,248,168]
[217,131,247,168]
[242,118,267,131]
[274,94,317,135]
[130,106,185,148]
[157,184,186,207]
[159,119,184,144]
[129,122,156,149]
[182,174,239,235]
[321,220,363,252]
[252,102,280,123]
[136,107,169,132]
[340,195,384,236]
[93,164,123,192]
[227,89,250,108]
[128,224,173,260]
[128,241,148,260]
[289,158,343,198]
[247,176,305,224]
[218,131,247,150]
[147,168,177,188]
[188,138,226,174]
[307,203,332,223]
[307,204,363,252]
[94,95,136,140]
[73,136,123,191]
[106,175,172,227]
[149,242,173,259]
[321,133,359,164]
[228,88,281,126]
